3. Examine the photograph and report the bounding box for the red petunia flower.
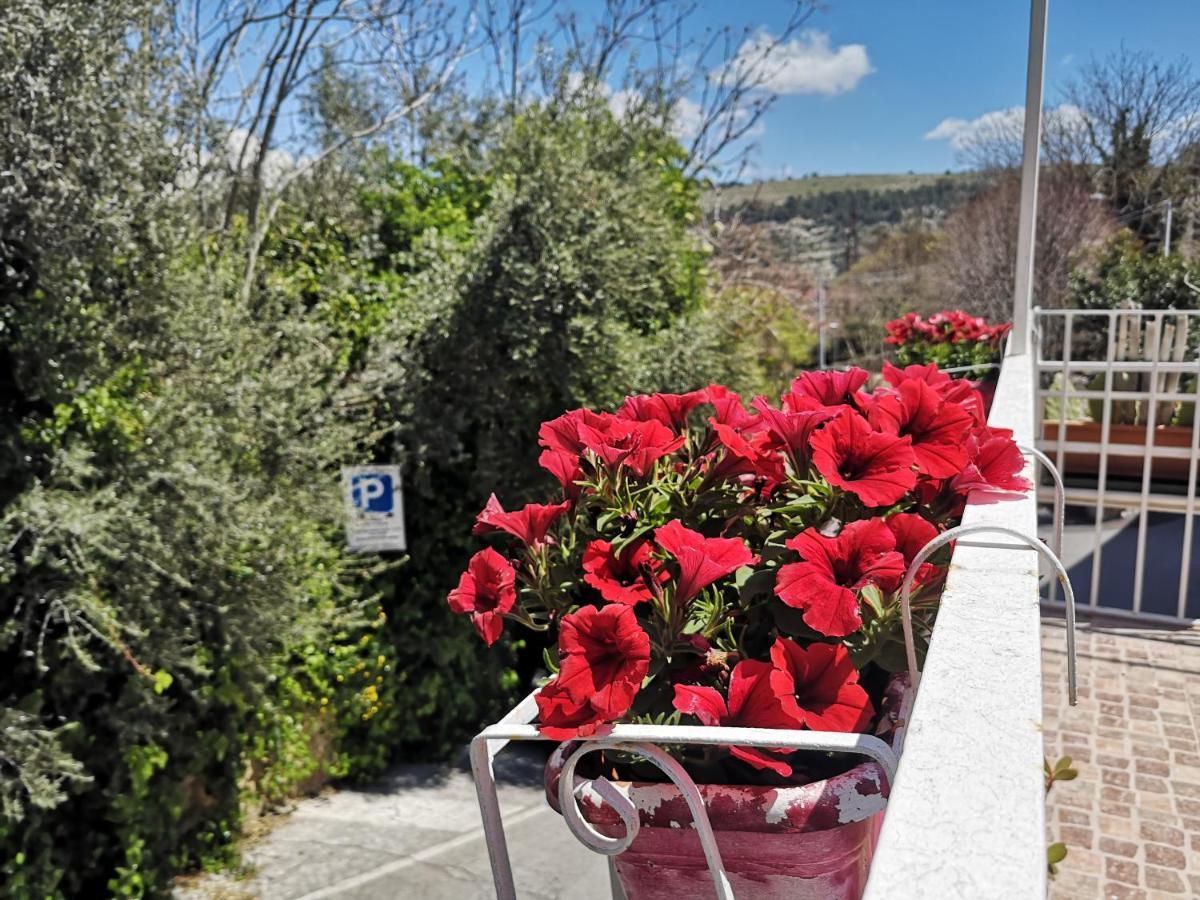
[750,395,836,475]
[473,493,571,547]
[538,449,584,499]
[582,539,665,606]
[951,426,1031,495]
[535,678,608,741]
[866,379,974,478]
[655,519,758,604]
[577,414,685,477]
[702,384,762,432]
[554,604,651,719]
[538,408,605,455]
[774,519,906,637]
[447,548,518,646]
[810,411,917,507]
[787,367,870,408]
[885,512,941,587]
[618,390,706,431]
[672,659,805,776]
[708,420,787,487]
[882,362,986,425]
[770,638,875,733]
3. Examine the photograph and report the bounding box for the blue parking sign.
[343,466,406,552]
[350,473,395,513]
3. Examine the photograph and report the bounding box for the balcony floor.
[1043,617,1200,898]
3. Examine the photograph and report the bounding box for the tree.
[936,171,1116,319]
[1060,48,1200,243]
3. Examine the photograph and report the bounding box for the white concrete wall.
[864,352,1048,899]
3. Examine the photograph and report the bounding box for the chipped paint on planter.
[545,674,909,900]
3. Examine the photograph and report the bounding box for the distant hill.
[704,172,979,210]
[704,172,985,279]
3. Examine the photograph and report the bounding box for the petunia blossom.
[786,367,870,408]
[538,408,605,455]
[866,379,974,479]
[618,390,705,431]
[886,512,941,587]
[446,548,518,646]
[707,420,787,487]
[655,519,758,604]
[555,604,651,719]
[951,426,1031,495]
[672,659,805,775]
[473,493,571,546]
[770,638,875,733]
[702,384,761,432]
[810,411,917,507]
[539,448,584,499]
[774,519,906,637]
[882,362,986,425]
[577,414,685,477]
[582,539,664,606]
[535,678,609,741]
[750,395,836,475]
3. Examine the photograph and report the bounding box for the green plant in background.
[0,3,826,895]
[1044,755,1078,878]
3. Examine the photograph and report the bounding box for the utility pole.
[1163,200,1173,257]
[817,279,827,370]
[1011,0,1049,355]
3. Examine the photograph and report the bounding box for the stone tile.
[1145,866,1187,894]
[1105,857,1141,885]
[1043,620,1200,900]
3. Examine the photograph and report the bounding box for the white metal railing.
[864,348,1050,899]
[1034,307,1200,621]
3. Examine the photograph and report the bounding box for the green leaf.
[860,584,885,618]
[152,671,173,695]
[1047,842,1068,865]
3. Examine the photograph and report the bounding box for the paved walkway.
[180,618,1200,899]
[175,748,607,899]
[1043,618,1200,899]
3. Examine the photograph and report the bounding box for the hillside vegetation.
[705,172,978,210]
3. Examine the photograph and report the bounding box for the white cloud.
[924,106,1025,151]
[924,105,1087,153]
[729,30,873,97]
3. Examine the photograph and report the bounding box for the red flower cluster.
[885,310,1012,347]
[445,366,1028,772]
[672,638,872,776]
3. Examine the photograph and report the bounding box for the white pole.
[1011,0,1049,355]
[817,279,827,369]
[1164,200,1173,256]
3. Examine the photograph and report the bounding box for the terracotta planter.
[1040,421,1197,482]
[544,675,909,900]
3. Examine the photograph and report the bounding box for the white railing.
[864,349,1050,899]
[1034,307,1200,621]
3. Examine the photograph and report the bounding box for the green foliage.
[893,338,1002,374]
[1068,231,1200,313]
[0,6,814,893]
[1045,755,1077,878]
[731,177,981,230]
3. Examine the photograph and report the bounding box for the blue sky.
[719,0,1200,178]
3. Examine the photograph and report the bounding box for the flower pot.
[1040,420,1197,482]
[544,675,909,900]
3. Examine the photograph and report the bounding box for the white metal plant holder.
[470,447,1079,900]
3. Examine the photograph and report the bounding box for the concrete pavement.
[176,746,609,900]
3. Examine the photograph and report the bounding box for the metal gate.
[1034,307,1200,622]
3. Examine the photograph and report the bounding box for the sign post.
[342,465,406,552]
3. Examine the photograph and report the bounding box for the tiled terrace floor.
[1043,618,1200,899]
